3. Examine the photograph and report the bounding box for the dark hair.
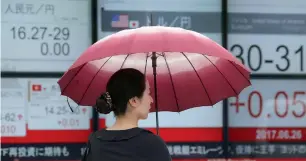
[95,68,146,116]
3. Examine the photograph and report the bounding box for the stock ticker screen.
[1,78,93,160]
[1,0,92,72]
[1,0,306,161]
[227,0,306,160]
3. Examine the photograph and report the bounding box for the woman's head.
[95,68,153,120]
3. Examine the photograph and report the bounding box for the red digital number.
[292,91,306,118]
[1,125,16,134]
[274,91,289,118]
[61,118,80,128]
[233,90,305,119]
[248,91,263,118]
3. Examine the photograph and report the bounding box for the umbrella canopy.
[58,26,251,113]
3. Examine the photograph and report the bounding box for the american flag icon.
[111,15,129,28]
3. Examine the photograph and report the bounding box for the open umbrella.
[58,26,251,134]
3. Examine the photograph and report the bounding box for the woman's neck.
[108,115,139,130]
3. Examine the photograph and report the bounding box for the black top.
[83,127,172,161]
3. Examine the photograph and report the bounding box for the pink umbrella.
[58,26,251,134]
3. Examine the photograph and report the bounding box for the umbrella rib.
[144,52,149,75]
[61,64,86,94]
[162,52,180,112]
[202,54,238,95]
[181,52,213,105]
[119,54,131,69]
[228,60,252,85]
[78,56,113,105]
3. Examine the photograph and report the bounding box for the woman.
[83,68,172,161]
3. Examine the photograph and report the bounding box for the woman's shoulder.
[137,128,168,151]
[138,129,172,161]
[138,129,166,143]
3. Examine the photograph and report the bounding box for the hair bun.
[95,92,113,114]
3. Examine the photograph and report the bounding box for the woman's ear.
[128,97,140,107]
